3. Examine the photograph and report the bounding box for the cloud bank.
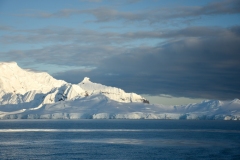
[18,0,240,24]
[1,0,240,100]
[53,26,240,100]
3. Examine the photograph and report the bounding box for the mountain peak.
[0,61,17,64]
[81,77,91,83]
[0,61,18,67]
[232,98,240,104]
[0,61,66,94]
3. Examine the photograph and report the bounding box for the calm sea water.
[0,120,239,160]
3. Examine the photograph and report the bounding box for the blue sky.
[0,0,240,104]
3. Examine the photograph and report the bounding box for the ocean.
[0,120,239,159]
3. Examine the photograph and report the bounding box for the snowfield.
[0,62,240,120]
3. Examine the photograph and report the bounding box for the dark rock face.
[142,99,150,104]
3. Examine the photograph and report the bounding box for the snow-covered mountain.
[0,62,66,95]
[0,62,240,120]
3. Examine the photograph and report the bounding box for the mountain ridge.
[0,62,239,120]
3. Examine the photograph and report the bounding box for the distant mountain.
[0,62,239,120]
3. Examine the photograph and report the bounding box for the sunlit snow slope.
[0,62,240,120]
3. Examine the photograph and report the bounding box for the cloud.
[53,26,240,100]
[1,25,239,100]
[0,25,13,31]
[0,26,231,45]
[198,0,240,15]
[0,43,124,67]
[0,26,231,68]
[80,0,102,2]
[18,0,240,24]
[0,27,127,44]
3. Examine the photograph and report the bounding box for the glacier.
[0,62,240,120]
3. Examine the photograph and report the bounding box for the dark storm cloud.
[54,26,240,100]
[22,0,240,24]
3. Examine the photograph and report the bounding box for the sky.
[0,0,240,105]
